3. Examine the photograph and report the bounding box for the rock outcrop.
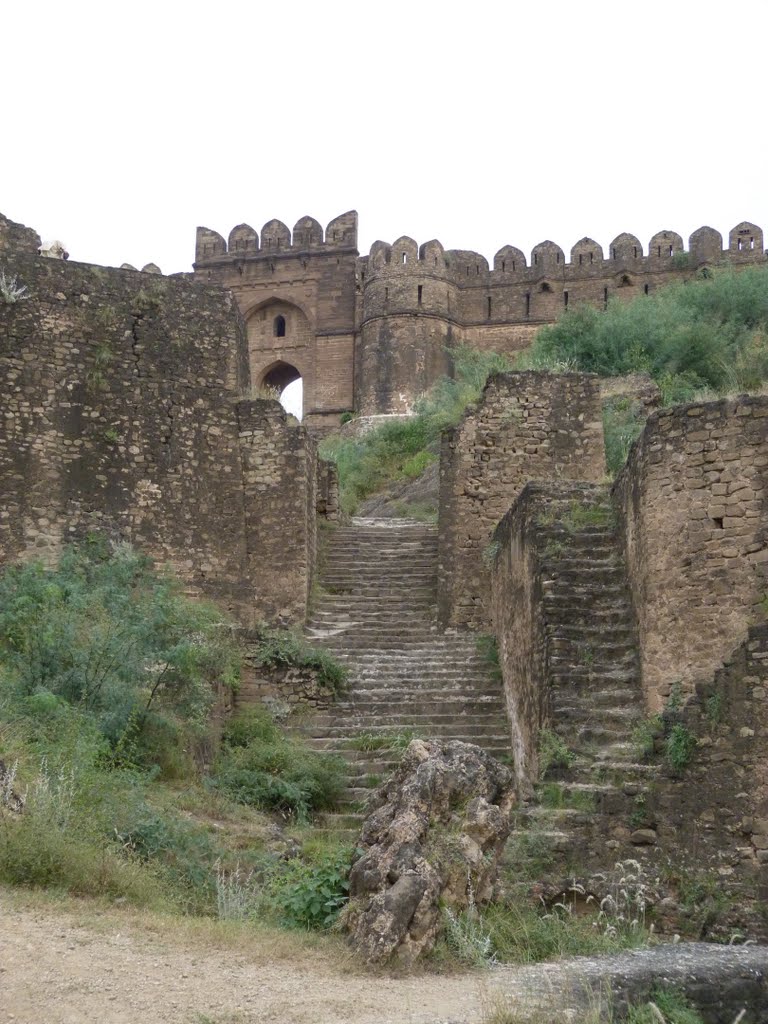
[343,739,515,963]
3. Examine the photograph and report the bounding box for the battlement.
[194,211,358,264]
[360,220,765,285]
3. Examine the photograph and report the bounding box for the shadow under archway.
[259,360,303,420]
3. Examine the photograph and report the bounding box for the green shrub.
[249,624,348,694]
[528,265,768,398]
[213,708,345,821]
[665,724,697,773]
[632,715,664,760]
[538,728,574,777]
[0,537,240,769]
[264,845,351,930]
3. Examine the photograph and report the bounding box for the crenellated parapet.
[360,220,765,291]
[194,210,358,264]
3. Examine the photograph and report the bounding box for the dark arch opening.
[261,360,301,393]
[274,314,286,338]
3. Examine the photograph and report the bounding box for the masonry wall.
[614,397,768,710]
[0,238,322,627]
[193,213,358,429]
[0,212,41,256]
[437,372,605,628]
[651,626,768,888]
[489,484,549,788]
[235,401,320,624]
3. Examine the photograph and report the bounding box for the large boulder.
[342,739,516,963]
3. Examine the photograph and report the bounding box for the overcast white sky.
[2,0,766,277]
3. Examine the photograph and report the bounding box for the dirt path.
[0,891,496,1024]
[6,890,765,1023]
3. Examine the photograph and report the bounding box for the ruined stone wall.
[0,212,41,256]
[0,241,322,627]
[651,626,768,884]
[614,397,768,710]
[437,372,605,629]
[489,483,549,787]
[235,401,320,624]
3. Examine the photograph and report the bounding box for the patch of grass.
[476,634,502,680]
[705,691,725,726]
[346,732,392,752]
[249,624,348,694]
[321,345,514,515]
[482,540,502,568]
[391,499,438,523]
[346,728,421,754]
[538,500,614,533]
[541,538,565,560]
[603,395,646,476]
[632,714,664,760]
[0,270,29,304]
[212,708,345,822]
[440,889,649,968]
[626,987,704,1024]
[538,728,574,778]
[539,782,595,812]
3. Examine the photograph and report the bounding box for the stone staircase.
[299,517,511,834]
[507,484,657,871]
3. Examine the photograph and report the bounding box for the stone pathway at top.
[300,516,510,833]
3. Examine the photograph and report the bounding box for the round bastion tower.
[356,237,459,416]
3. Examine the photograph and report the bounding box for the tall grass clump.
[212,707,345,822]
[527,266,768,401]
[320,346,514,514]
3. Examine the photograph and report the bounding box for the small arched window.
[274,315,286,338]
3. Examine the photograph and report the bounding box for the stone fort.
[3,206,768,959]
[193,212,766,427]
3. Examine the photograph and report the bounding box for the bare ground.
[0,889,495,1024]
[7,888,764,1023]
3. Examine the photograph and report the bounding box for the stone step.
[308,612,438,626]
[337,693,506,708]
[541,566,626,585]
[548,618,638,634]
[550,686,642,708]
[315,811,365,829]
[311,740,512,759]
[305,728,511,747]
[301,711,508,730]
[309,598,436,606]
[549,666,638,686]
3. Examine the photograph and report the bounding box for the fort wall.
[437,372,605,629]
[0,236,328,627]
[614,397,768,710]
[193,212,359,429]
[195,214,766,426]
